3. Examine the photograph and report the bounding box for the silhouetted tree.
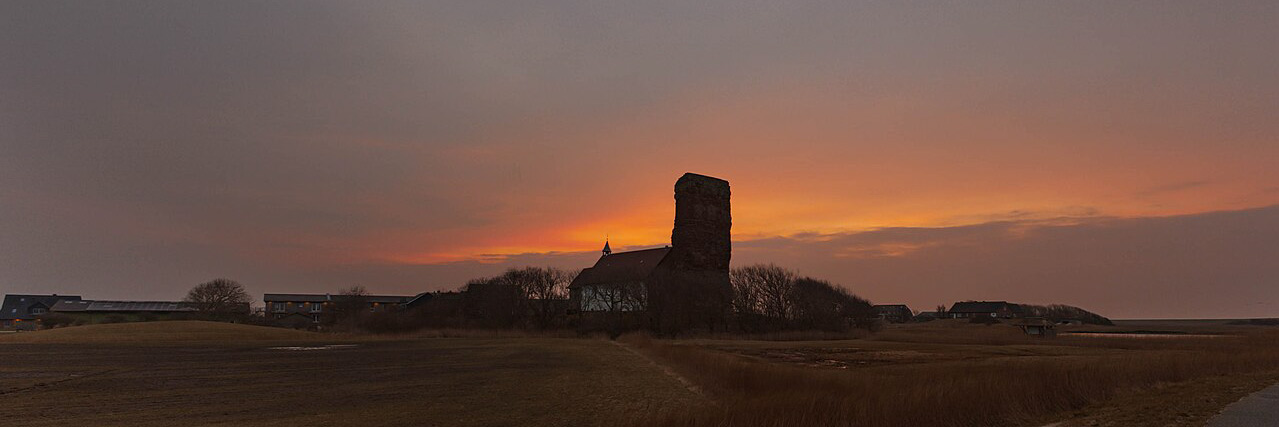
[788,277,873,332]
[184,278,252,318]
[331,285,370,325]
[503,266,575,329]
[463,276,523,328]
[730,264,797,331]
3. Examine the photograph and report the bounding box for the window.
[272,302,286,312]
[30,308,46,315]
[312,314,321,323]
[310,302,322,313]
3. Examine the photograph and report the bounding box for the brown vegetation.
[0,322,699,427]
[622,320,1279,427]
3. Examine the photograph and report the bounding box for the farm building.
[948,301,1022,319]
[1015,318,1058,337]
[265,293,412,324]
[50,300,198,323]
[914,311,941,321]
[1,294,82,330]
[872,304,914,323]
[568,173,732,315]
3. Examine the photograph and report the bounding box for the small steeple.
[602,239,612,255]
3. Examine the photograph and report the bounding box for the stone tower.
[669,173,731,272]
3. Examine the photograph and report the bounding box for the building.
[1015,318,1057,337]
[948,301,1022,319]
[570,246,672,312]
[914,311,941,322]
[50,300,198,323]
[1,294,82,330]
[569,173,732,314]
[264,293,412,324]
[403,291,464,310]
[872,304,913,323]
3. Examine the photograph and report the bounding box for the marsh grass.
[624,325,1279,427]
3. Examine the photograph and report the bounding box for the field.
[2,320,1278,427]
[0,322,700,426]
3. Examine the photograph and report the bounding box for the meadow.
[2,320,1277,427]
[624,319,1279,427]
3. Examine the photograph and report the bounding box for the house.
[264,293,412,324]
[872,304,913,323]
[1015,318,1057,337]
[568,173,732,315]
[1,294,82,330]
[403,291,464,310]
[50,300,198,323]
[948,301,1022,319]
[914,311,940,322]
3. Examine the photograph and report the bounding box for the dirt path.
[611,340,705,397]
[1207,383,1279,427]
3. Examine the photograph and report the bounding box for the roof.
[873,304,911,313]
[949,301,1017,314]
[264,293,411,304]
[1014,317,1056,327]
[404,291,464,307]
[569,247,672,289]
[51,300,197,313]
[1,294,82,320]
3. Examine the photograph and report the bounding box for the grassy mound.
[0,320,331,344]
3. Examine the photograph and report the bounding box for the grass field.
[2,320,1276,426]
[0,322,700,426]
[624,319,1279,427]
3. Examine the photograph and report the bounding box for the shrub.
[39,313,77,329]
[970,316,1000,325]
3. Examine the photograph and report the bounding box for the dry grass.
[623,321,1279,427]
[0,323,700,426]
[0,321,339,344]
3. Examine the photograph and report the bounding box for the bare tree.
[732,264,796,321]
[789,277,873,332]
[184,278,251,316]
[332,285,370,325]
[495,266,575,328]
[462,277,523,328]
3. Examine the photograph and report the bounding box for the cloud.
[1134,181,1211,198]
[734,205,1279,319]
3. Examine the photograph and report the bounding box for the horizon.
[3,1,1277,319]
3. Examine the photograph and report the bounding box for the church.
[568,173,732,314]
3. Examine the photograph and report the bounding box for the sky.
[2,1,1277,318]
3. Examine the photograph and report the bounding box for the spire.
[602,239,612,255]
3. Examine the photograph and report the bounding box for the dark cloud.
[734,206,1279,319]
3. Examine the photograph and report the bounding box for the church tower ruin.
[669,173,731,272]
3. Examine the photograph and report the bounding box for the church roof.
[569,247,671,289]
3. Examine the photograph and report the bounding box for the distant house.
[264,293,412,324]
[872,304,913,323]
[403,291,464,310]
[50,300,198,323]
[1,294,82,330]
[568,246,671,312]
[1015,318,1057,337]
[914,311,940,322]
[948,301,1022,319]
